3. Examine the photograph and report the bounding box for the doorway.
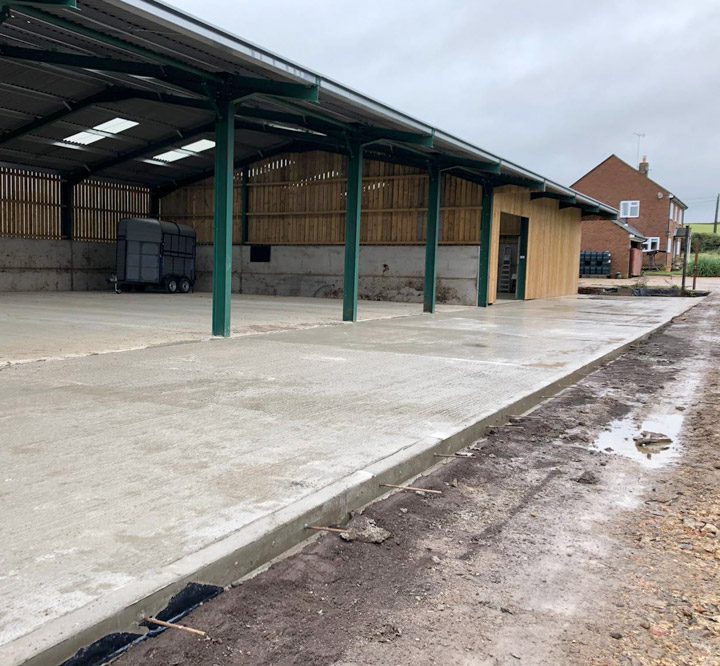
[496,213,528,300]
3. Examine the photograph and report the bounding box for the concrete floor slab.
[580,276,720,291]
[0,292,463,365]
[0,294,700,665]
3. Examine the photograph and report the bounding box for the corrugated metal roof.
[0,0,617,216]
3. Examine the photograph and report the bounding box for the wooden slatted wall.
[0,166,61,239]
[160,172,243,244]
[0,168,151,242]
[74,179,150,242]
[159,151,484,245]
[249,152,345,244]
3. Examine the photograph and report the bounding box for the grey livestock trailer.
[116,218,196,293]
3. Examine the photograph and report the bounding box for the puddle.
[595,409,685,468]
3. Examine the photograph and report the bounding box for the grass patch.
[689,223,719,235]
[692,253,720,277]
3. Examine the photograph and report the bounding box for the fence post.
[60,180,74,240]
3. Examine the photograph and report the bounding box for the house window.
[643,237,660,252]
[620,200,640,218]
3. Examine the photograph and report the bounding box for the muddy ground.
[114,296,720,666]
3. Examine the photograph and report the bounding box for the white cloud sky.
[168,0,720,220]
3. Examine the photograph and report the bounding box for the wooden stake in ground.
[380,483,442,495]
[692,235,701,291]
[306,525,348,534]
[143,616,208,638]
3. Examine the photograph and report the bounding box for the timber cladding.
[0,167,150,242]
[74,180,150,242]
[489,186,582,303]
[160,151,484,245]
[0,166,61,239]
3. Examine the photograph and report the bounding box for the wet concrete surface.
[0,292,464,365]
[113,294,720,666]
[0,295,700,665]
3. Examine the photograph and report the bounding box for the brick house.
[580,218,646,278]
[572,155,687,272]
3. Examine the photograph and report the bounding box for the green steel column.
[240,168,249,244]
[342,142,364,322]
[149,191,160,218]
[60,180,74,240]
[423,166,442,313]
[212,99,235,337]
[477,183,495,307]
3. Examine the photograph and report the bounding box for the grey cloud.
[168,0,720,220]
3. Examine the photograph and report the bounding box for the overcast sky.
[168,0,719,221]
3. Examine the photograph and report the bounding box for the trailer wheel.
[179,277,191,293]
[165,277,178,294]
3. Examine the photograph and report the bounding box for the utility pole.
[714,193,719,235]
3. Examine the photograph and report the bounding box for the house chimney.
[639,155,649,176]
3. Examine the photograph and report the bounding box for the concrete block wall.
[0,238,115,291]
[195,245,242,293]
[0,239,480,305]
[239,245,480,305]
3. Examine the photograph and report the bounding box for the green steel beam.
[232,118,346,148]
[530,191,575,204]
[211,99,235,337]
[60,179,74,239]
[264,98,434,147]
[235,106,432,146]
[359,126,433,147]
[228,77,318,103]
[0,45,212,95]
[437,156,502,174]
[119,88,211,110]
[0,86,210,148]
[0,45,318,101]
[516,217,528,300]
[5,0,76,7]
[364,145,428,171]
[240,167,249,244]
[477,183,494,307]
[12,5,317,100]
[483,173,545,190]
[0,87,119,146]
[269,98,358,129]
[10,5,223,83]
[563,202,601,215]
[343,142,363,322]
[235,104,350,132]
[424,165,441,313]
[364,141,501,176]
